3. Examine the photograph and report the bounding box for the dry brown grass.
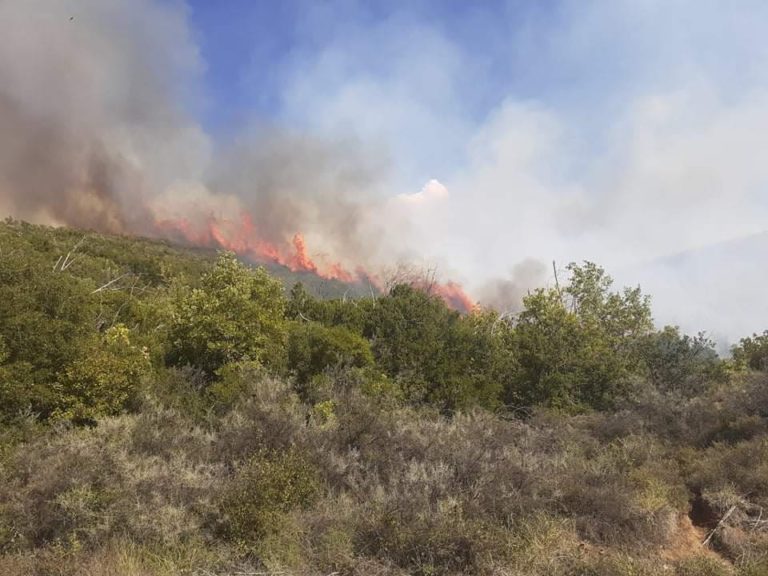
[2,371,768,575]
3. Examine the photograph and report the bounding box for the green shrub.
[364,284,504,411]
[732,331,768,372]
[207,360,266,412]
[640,326,724,395]
[54,325,150,423]
[218,448,320,546]
[287,321,374,397]
[167,252,287,377]
[506,262,653,411]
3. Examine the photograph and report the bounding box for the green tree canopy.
[363,284,503,410]
[54,324,150,424]
[639,326,723,395]
[287,321,374,388]
[506,262,654,411]
[732,331,768,371]
[167,253,288,378]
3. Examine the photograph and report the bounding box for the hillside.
[0,218,369,299]
[1,219,768,575]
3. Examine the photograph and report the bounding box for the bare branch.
[91,273,130,294]
[702,505,737,547]
[54,235,87,272]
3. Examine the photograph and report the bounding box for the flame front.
[430,281,477,313]
[156,211,475,312]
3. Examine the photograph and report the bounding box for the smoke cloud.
[0,0,209,233]
[2,0,767,339]
[0,0,394,278]
[477,259,549,313]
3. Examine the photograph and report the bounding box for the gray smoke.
[477,259,549,313]
[0,0,393,272]
[206,127,391,265]
[0,0,208,233]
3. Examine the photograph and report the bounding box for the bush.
[732,331,768,372]
[167,252,287,378]
[287,321,374,396]
[640,326,724,396]
[364,284,504,411]
[0,406,220,552]
[506,262,653,411]
[54,325,150,423]
[218,448,320,546]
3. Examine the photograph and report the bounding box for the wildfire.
[430,281,477,313]
[155,210,476,312]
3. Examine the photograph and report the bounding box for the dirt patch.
[661,514,717,563]
[657,495,734,568]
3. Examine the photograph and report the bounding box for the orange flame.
[154,210,475,312]
[288,233,318,274]
[429,281,476,313]
[156,212,359,282]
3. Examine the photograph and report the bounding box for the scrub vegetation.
[1,218,767,575]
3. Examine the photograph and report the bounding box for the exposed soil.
[657,493,733,568]
[689,490,720,531]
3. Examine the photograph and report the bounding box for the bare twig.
[91,273,130,294]
[368,279,377,305]
[54,235,87,272]
[490,310,514,335]
[552,260,561,298]
[702,505,737,546]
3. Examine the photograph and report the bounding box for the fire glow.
[156,211,476,312]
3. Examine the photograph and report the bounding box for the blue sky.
[186,1,765,125]
[186,1,590,134]
[183,0,768,183]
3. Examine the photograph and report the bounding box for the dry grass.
[2,372,768,575]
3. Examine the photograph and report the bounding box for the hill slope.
[0,218,767,575]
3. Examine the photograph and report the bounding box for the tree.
[566,261,653,360]
[167,253,287,378]
[363,284,502,411]
[732,331,768,372]
[506,262,654,411]
[639,326,722,395]
[287,321,374,389]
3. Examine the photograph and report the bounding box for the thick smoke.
[0,0,389,274]
[0,0,209,233]
[203,129,393,268]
